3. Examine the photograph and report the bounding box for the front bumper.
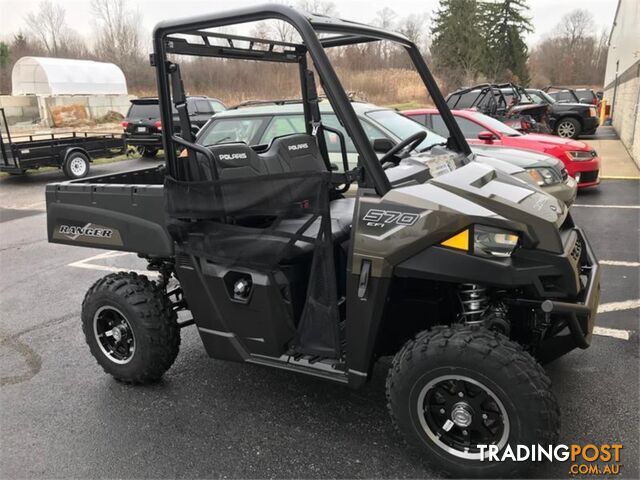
[567,156,601,188]
[124,133,163,148]
[543,176,577,206]
[396,223,600,363]
[509,227,600,362]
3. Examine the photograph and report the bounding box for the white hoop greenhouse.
[12,57,128,95]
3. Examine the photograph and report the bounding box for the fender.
[63,146,92,163]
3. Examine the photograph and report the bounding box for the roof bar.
[165,36,300,63]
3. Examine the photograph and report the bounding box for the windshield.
[529,90,556,103]
[128,103,160,120]
[467,111,522,136]
[129,102,179,119]
[365,110,447,150]
[199,117,268,145]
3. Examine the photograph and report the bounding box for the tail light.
[592,98,598,105]
[121,121,128,128]
[154,120,162,131]
[521,120,531,130]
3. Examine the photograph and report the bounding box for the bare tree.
[91,0,151,89]
[528,9,607,87]
[92,0,142,65]
[559,9,594,48]
[375,7,397,29]
[24,1,67,56]
[398,13,429,46]
[260,0,337,43]
[297,0,337,15]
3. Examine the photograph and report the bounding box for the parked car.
[122,96,226,157]
[525,89,599,139]
[445,83,551,133]
[195,100,577,203]
[403,108,600,188]
[544,86,599,106]
[471,144,577,205]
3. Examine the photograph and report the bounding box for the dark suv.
[122,96,226,157]
[525,89,599,139]
[544,86,599,106]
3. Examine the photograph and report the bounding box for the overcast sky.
[0,0,617,45]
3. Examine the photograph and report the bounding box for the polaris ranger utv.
[45,5,600,477]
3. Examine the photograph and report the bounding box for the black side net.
[165,135,342,357]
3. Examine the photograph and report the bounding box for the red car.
[403,108,601,188]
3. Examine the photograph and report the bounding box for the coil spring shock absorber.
[458,284,489,325]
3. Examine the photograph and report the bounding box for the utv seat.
[259,133,327,173]
[277,197,354,244]
[188,134,356,260]
[259,134,355,244]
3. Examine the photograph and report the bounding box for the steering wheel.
[379,131,427,167]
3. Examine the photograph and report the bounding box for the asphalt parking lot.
[1,159,638,479]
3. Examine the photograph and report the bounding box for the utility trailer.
[0,108,125,179]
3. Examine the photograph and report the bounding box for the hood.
[518,133,590,150]
[385,162,566,253]
[471,145,563,170]
[510,104,548,115]
[554,102,590,109]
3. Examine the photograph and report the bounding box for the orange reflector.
[440,229,470,251]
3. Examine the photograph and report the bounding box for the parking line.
[593,327,632,340]
[597,299,640,314]
[600,260,640,267]
[572,204,640,209]
[67,250,158,277]
[600,176,640,180]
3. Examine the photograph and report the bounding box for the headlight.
[473,225,519,258]
[526,167,561,186]
[566,150,595,161]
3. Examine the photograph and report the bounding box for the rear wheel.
[81,272,180,384]
[63,152,90,179]
[555,117,581,139]
[137,146,159,158]
[386,325,559,478]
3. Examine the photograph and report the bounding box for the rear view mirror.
[477,131,495,142]
[372,138,395,153]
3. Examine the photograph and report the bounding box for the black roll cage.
[447,82,536,115]
[152,3,470,196]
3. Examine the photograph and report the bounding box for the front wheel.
[81,272,180,384]
[386,325,559,478]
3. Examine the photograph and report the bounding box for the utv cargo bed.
[45,167,173,256]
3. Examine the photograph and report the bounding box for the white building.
[603,0,640,165]
[11,57,128,96]
[1,57,131,126]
